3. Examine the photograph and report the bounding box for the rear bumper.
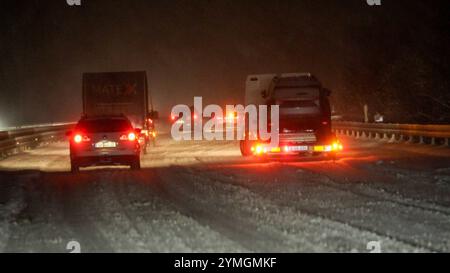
[71,155,139,167]
[249,140,343,156]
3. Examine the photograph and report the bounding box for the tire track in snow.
[199,163,448,252]
[152,166,423,252]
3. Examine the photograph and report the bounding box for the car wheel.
[71,161,80,173]
[240,140,253,157]
[131,157,141,170]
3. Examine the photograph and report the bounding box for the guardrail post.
[388,134,397,143]
[374,133,381,141]
[419,136,425,145]
[406,135,414,144]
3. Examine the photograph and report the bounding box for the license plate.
[95,141,117,148]
[288,146,309,152]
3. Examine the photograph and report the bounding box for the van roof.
[246,73,314,81]
[246,73,321,87]
[274,75,321,88]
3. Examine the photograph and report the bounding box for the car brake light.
[333,142,339,150]
[121,132,137,141]
[271,147,281,153]
[255,145,263,154]
[333,141,343,151]
[74,134,90,143]
[251,144,266,155]
[314,146,324,152]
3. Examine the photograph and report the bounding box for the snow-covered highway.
[0,131,449,253]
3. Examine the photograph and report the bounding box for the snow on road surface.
[0,128,449,252]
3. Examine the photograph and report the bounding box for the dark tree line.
[338,1,450,124]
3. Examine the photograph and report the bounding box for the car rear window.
[76,119,133,133]
[272,87,320,100]
[280,100,319,108]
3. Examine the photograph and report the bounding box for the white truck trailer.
[240,73,342,157]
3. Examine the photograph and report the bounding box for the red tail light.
[73,134,90,143]
[121,132,137,141]
[74,134,82,143]
[128,132,136,141]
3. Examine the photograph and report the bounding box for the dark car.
[67,115,141,173]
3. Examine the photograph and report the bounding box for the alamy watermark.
[366,0,381,6]
[66,240,81,253]
[170,97,280,147]
[66,0,81,6]
[367,241,382,253]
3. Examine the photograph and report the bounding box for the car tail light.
[271,147,281,153]
[74,134,82,143]
[333,141,343,151]
[128,132,136,141]
[74,134,90,143]
[121,132,137,141]
[314,145,325,152]
[255,145,263,154]
[313,141,343,152]
[251,144,266,155]
[128,133,136,141]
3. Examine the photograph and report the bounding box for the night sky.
[0,0,447,127]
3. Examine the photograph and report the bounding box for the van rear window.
[76,119,132,133]
[273,87,319,100]
[280,100,318,108]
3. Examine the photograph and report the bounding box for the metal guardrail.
[0,123,75,158]
[333,121,450,146]
[0,120,448,159]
